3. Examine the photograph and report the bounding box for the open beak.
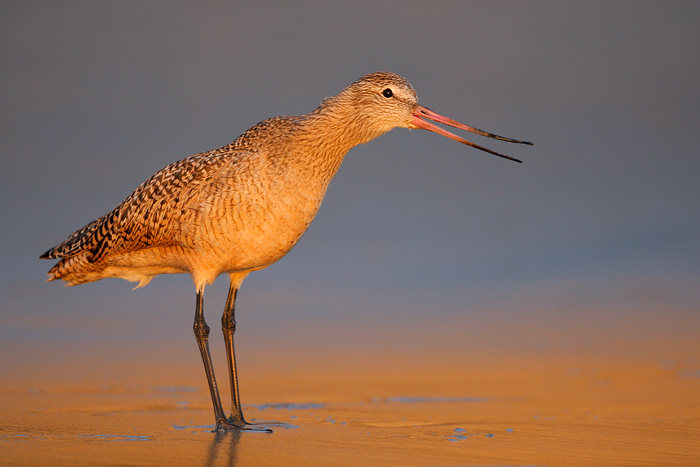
[410,105,532,163]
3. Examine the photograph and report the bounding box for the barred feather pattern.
[42,150,232,283]
[41,72,421,290]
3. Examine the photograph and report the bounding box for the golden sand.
[2,348,699,466]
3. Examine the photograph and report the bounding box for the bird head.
[343,71,532,162]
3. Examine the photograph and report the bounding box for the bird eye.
[382,88,393,98]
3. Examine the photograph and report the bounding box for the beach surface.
[3,345,699,466]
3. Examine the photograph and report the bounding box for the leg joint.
[193,317,210,338]
[221,313,236,333]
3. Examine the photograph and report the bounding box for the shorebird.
[41,72,532,431]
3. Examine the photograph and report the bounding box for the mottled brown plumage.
[41,72,531,431]
[43,73,419,289]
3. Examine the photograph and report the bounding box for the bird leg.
[193,291,245,431]
[221,284,274,432]
[221,285,247,425]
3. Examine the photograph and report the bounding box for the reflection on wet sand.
[206,430,242,467]
[2,351,699,466]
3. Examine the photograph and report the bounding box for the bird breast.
[180,149,331,278]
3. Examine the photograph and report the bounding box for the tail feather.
[43,251,99,285]
[40,217,104,260]
[40,211,112,285]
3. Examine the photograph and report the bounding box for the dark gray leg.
[221,284,274,432]
[193,290,241,431]
[221,284,247,425]
[222,282,290,432]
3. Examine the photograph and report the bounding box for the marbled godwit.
[41,72,532,431]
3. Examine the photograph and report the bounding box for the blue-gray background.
[2,2,699,385]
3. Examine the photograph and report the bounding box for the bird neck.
[307,93,390,146]
[288,95,390,179]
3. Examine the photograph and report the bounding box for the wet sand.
[3,349,699,466]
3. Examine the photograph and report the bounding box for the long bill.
[410,105,532,163]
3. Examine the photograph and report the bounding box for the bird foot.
[214,415,295,432]
[214,418,272,433]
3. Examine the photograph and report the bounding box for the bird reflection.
[205,430,242,467]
